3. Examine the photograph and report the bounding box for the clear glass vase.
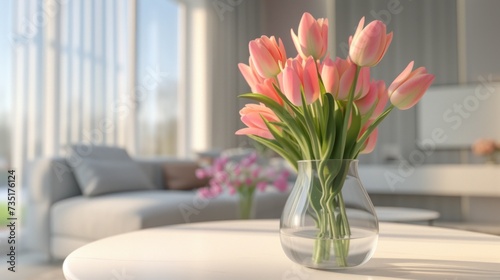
[280,159,378,269]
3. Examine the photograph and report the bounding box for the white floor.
[0,250,64,280]
[0,227,64,280]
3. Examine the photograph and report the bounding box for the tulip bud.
[249,36,287,78]
[355,81,379,116]
[235,104,280,139]
[349,17,393,67]
[388,61,435,110]
[320,57,339,96]
[291,12,328,60]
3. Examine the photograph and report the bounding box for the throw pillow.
[163,161,209,190]
[68,145,155,196]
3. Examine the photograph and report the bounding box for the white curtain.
[12,0,136,176]
[178,0,262,155]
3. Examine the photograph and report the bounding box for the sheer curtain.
[178,0,262,155]
[12,0,136,179]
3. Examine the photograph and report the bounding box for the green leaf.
[321,94,337,159]
[239,93,310,157]
[332,101,344,159]
[268,87,315,160]
[262,118,301,162]
[345,104,361,159]
[351,105,394,157]
[337,66,360,159]
[301,92,321,159]
[248,135,299,171]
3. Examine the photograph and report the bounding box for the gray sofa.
[26,157,290,260]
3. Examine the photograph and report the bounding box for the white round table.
[63,220,500,280]
[375,206,440,224]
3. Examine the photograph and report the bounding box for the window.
[9,0,185,180]
[136,0,180,156]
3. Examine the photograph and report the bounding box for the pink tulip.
[238,59,264,92]
[278,57,320,106]
[355,67,371,99]
[255,78,283,105]
[360,127,378,154]
[320,56,339,96]
[337,59,370,100]
[335,58,352,100]
[291,12,328,60]
[349,17,393,67]
[235,104,280,139]
[249,36,287,78]
[388,61,435,110]
[355,81,379,115]
[371,80,388,119]
[302,57,321,103]
[278,62,302,106]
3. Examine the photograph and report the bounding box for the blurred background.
[1,0,500,226]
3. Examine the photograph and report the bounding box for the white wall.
[463,0,500,82]
[260,0,328,58]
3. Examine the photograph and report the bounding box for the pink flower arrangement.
[196,152,290,199]
[236,13,435,168]
[234,12,435,266]
[472,139,499,156]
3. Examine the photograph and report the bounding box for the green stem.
[311,160,351,267]
[238,187,255,219]
[351,105,394,158]
[337,66,360,159]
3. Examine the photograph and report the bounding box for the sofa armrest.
[26,157,82,256]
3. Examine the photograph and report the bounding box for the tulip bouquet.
[196,152,290,219]
[235,12,434,266]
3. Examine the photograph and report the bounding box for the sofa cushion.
[163,161,209,190]
[68,145,155,196]
[51,189,290,241]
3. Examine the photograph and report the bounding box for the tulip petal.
[338,63,356,100]
[388,61,414,93]
[236,127,274,139]
[390,74,435,110]
[321,57,339,95]
[282,66,302,106]
[349,19,392,67]
[360,127,378,154]
[238,62,259,92]
[371,81,388,119]
[255,79,283,105]
[292,12,328,60]
[302,57,320,104]
[249,40,279,78]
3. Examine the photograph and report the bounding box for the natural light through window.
[136,0,180,156]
